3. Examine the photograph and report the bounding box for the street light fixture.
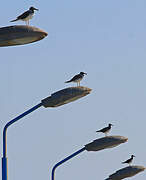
[51,135,128,180]
[1,86,91,180]
[0,25,48,47]
[105,165,145,180]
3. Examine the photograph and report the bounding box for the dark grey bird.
[10,6,38,25]
[122,155,135,166]
[96,123,113,136]
[65,72,87,86]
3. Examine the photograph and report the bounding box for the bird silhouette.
[122,155,135,166]
[10,7,38,25]
[96,123,113,136]
[65,72,87,86]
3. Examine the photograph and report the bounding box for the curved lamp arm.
[1,86,92,180]
[2,102,42,180]
[51,135,128,180]
[51,147,86,180]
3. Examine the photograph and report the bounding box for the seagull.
[122,155,135,166]
[65,72,87,86]
[10,6,38,25]
[96,123,113,136]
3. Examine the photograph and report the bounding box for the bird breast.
[73,77,82,82]
[22,14,34,21]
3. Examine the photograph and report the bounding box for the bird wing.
[97,127,108,132]
[122,160,127,164]
[69,74,81,82]
[122,158,130,164]
[17,10,31,20]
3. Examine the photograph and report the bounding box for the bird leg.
[26,21,29,26]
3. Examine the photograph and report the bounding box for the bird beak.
[34,8,39,11]
[84,73,87,75]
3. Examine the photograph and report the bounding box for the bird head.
[109,123,113,127]
[29,7,39,11]
[80,72,87,75]
[131,155,135,158]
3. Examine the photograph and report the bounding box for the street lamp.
[105,165,145,180]
[51,135,128,180]
[0,25,48,47]
[1,86,91,180]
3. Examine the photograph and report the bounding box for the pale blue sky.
[1,0,146,179]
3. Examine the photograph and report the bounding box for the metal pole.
[51,147,86,180]
[2,102,42,180]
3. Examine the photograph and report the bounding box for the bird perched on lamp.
[122,155,135,166]
[65,72,87,87]
[96,123,113,136]
[10,6,38,25]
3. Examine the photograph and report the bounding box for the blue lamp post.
[2,103,42,180]
[1,86,92,180]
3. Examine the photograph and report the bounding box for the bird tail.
[65,80,71,83]
[10,19,18,22]
[96,130,100,132]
